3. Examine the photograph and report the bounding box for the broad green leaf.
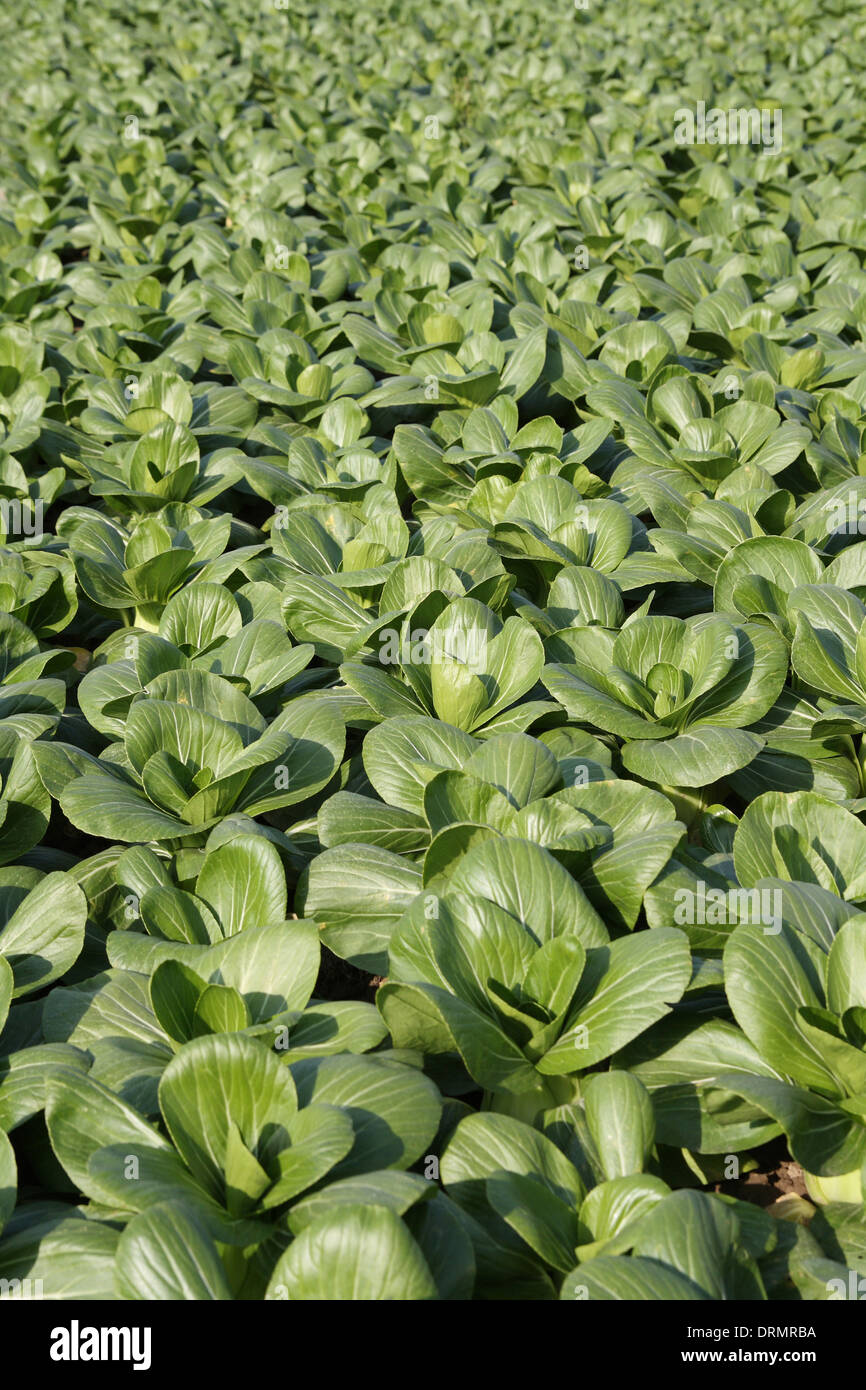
[448,837,608,947]
[486,1170,580,1272]
[716,1073,866,1178]
[0,1128,16,1237]
[714,537,823,618]
[0,956,11,1034]
[0,1044,91,1133]
[319,792,429,853]
[582,1072,655,1179]
[286,1169,430,1231]
[464,732,561,808]
[579,1174,670,1249]
[299,844,423,972]
[149,960,206,1045]
[194,984,251,1035]
[0,1208,120,1300]
[290,1054,441,1179]
[362,716,477,814]
[630,1189,764,1299]
[622,727,763,787]
[0,873,87,996]
[159,1034,298,1201]
[114,1200,233,1300]
[539,929,692,1073]
[195,836,287,935]
[560,1255,711,1301]
[788,585,865,702]
[828,918,866,1016]
[734,791,866,900]
[266,1205,438,1301]
[46,1069,180,1205]
[60,774,191,843]
[42,969,166,1051]
[724,923,840,1094]
[261,1105,355,1208]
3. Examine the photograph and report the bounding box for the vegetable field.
[2,0,866,1304]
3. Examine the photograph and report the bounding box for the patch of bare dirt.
[713,1156,807,1209]
[314,946,384,1004]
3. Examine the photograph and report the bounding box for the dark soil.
[314,946,383,1004]
[712,1143,808,1210]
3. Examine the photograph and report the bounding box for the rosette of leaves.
[704,792,866,1205]
[282,530,514,670]
[439,1084,657,1297]
[79,414,246,513]
[0,612,75,737]
[0,325,57,460]
[0,235,63,325]
[272,492,411,604]
[608,460,759,596]
[692,546,866,797]
[0,730,52,866]
[403,520,514,609]
[41,1036,451,1295]
[723,691,865,805]
[788,478,866,554]
[0,870,87,1028]
[712,537,826,637]
[614,1009,786,1162]
[40,837,386,1111]
[344,293,506,431]
[448,414,610,508]
[341,310,504,435]
[438,1101,773,1299]
[0,548,77,638]
[71,369,254,508]
[227,332,375,431]
[48,669,344,843]
[72,131,198,250]
[59,276,182,386]
[787,582,866,738]
[58,505,232,630]
[427,774,681,924]
[800,399,866,490]
[622,499,762,597]
[340,596,548,735]
[240,431,398,513]
[388,391,593,514]
[98,1183,475,1301]
[0,457,66,543]
[374,852,691,1124]
[481,475,636,595]
[606,369,811,492]
[555,1188,780,1300]
[411,406,612,508]
[314,726,684,934]
[73,582,314,735]
[543,611,788,787]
